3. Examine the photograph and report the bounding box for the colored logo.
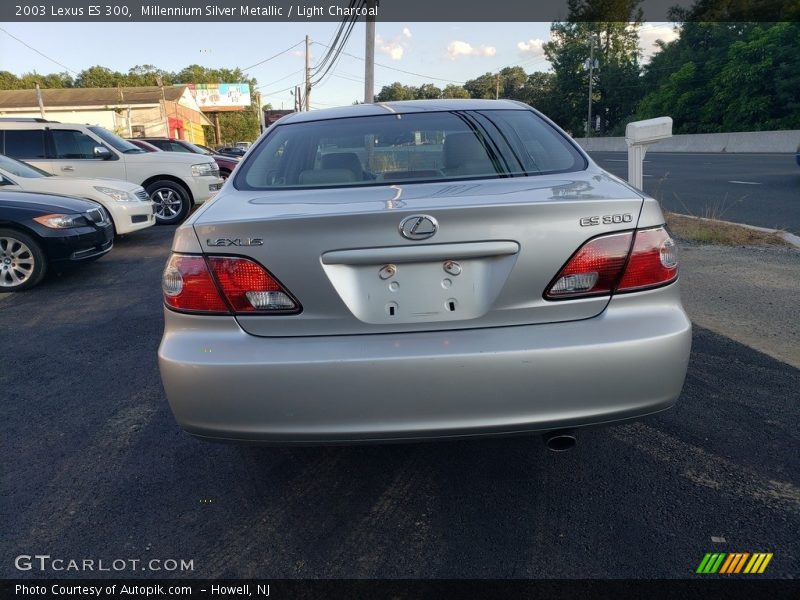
[696,552,773,574]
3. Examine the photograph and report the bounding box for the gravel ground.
[678,242,800,369]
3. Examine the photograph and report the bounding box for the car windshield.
[88,126,145,154]
[0,154,51,178]
[186,142,213,155]
[236,109,586,190]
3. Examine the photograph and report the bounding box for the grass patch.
[665,212,789,247]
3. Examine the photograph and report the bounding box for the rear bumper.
[159,284,691,443]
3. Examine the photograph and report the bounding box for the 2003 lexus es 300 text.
[158,100,691,446]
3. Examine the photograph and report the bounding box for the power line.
[311,0,359,77]
[258,84,299,99]
[310,1,362,87]
[241,40,305,72]
[313,41,466,84]
[0,26,78,74]
[255,69,304,90]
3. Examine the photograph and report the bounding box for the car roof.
[279,99,529,125]
[0,121,93,130]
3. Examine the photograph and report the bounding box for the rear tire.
[219,169,231,181]
[0,228,46,291]
[147,181,190,225]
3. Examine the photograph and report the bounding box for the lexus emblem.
[399,215,438,240]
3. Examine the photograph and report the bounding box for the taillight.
[545,232,633,299]
[545,226,677,300]
[162,254,298,314]
[207,256,297,312]
[617,227,678,292]
[162,255,228,313]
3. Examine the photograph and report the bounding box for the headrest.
[320,152,363,175]
[443,132,490,169]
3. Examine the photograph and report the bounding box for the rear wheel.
[0,228,46,291]
[147,180,190,225]
[219,169,231,181]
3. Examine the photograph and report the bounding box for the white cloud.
[517,38,545,57]
[638,23,680,61]
[446,40,497,60]
[376,29,411,61]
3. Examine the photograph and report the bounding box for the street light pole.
[586,36,595,137]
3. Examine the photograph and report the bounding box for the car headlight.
[192,162,219,177]
[93,186,137,202]
[33,213,88,229]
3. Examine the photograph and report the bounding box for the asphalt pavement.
[589,152,800,234]
[1,226,798,579]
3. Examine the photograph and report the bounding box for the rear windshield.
[235,109,586,190]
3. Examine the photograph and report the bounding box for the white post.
[625,117,673,190]
[627,144,648,190]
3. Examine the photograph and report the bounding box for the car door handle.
[60,166,75,172]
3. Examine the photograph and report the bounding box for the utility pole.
[156,75,169,137]
[585,35,597,137]
[34,83,46,119]
[256,91,265,133]
[304,34,311,111]
[364,0,376,103]
[495,73,500,99]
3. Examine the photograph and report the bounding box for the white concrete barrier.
[576,130,800,153]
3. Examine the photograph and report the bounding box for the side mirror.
[93,146,113,160]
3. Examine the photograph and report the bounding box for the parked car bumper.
[159,282,692,444]
[105,200,156,234]
[186,176,224,205]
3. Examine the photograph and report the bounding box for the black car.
[0,190,113,291]
[216,146,247,158]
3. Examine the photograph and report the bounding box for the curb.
[669,213,800,249]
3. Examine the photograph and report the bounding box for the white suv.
[0,121,223,224]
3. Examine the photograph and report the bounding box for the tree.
[498,66,527,99]
[637,22,800,133]
[543,0,644,134]
[415,83,442,99]
[441,84,470,99]
[375,82,416,101]
[127,64,172,87]
[519,72,557,113]
[75,65,128,87]
[464,72,497,99]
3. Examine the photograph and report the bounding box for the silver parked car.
[158,100,691,447]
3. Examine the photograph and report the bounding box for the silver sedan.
[158,100,691,447]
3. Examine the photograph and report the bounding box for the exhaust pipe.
[543,430,576,452]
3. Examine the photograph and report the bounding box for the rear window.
[235,110,585,190]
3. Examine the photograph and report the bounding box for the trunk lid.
[192,172,644,337]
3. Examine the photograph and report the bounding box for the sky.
[0,22,679,109]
